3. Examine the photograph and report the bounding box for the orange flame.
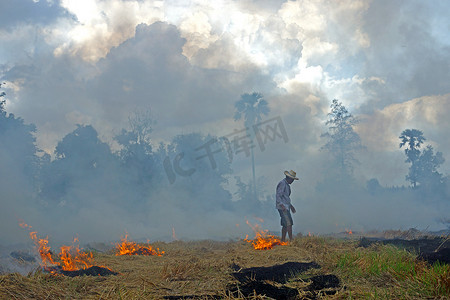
[28,231,57,266]
[115,234,164,256]
[59,238,94,271]
[20,221,93,271]
[245,220,288,250]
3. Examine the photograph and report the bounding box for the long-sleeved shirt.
[276,178,291,210]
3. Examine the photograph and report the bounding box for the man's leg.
[287,225,293,241]
[281,226,287,242]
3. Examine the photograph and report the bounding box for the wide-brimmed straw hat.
[284,170,299,180]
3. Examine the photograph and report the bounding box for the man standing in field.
[276,170,298,242]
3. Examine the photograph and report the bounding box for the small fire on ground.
[245,220,288,250]
[19,221,111,275]
[115,234,164,256]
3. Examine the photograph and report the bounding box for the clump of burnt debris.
[162,261,341,300]
[228,262,341,299]
[43,265,118,277]
[358,235,450,265]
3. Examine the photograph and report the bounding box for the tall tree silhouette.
[234,92,269,200]
[417,145,445,189]
[399,129,425,187]
[321,99,363,176]
[399,129,444,188]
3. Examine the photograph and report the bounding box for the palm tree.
[399,129,426,161]
[234,92,270,200]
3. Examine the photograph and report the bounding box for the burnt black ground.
[227,281,299,299]
[418,248,450,265]
[358,236,449,253]
[229,262,341,299]
[307,274,340,291]
[231,261,320,284]
[358,236,450,265]
[45,265,118,277]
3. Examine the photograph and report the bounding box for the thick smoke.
[0,1,449,255]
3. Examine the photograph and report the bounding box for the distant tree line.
[1,84,448,227]
[320,98,449,197]
[0,87,275,220]
[320,99,449,230]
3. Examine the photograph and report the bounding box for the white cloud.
[179,11,218,59]
[355,94,450,182]
[56,0,164,61]
[357,94,450,151]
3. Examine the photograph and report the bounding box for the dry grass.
[0,237,449,299]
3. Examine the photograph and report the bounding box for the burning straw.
[115,233,164,256]
[245,220,288,250]
[19,221,115,276]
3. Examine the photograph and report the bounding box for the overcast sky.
[1,0,449,191]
